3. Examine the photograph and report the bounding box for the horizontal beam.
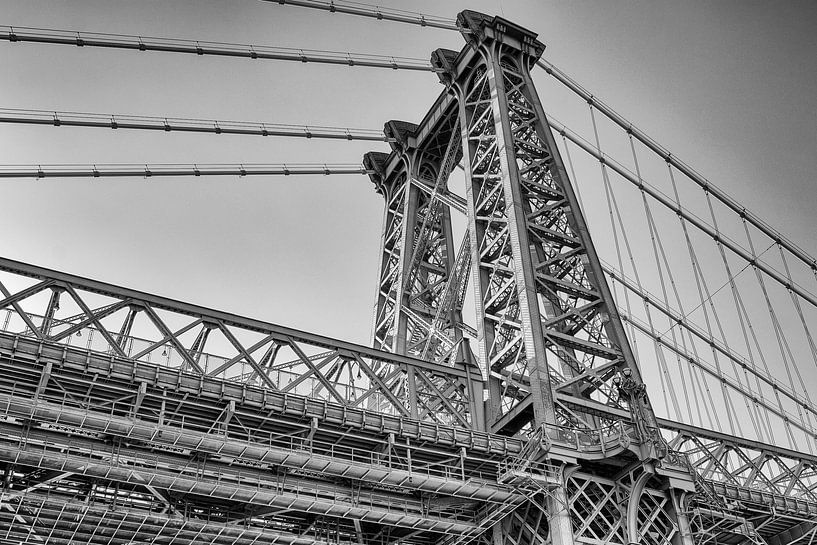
[0,429,476,533]
[0,332,520,457]
[0,392,515,503]
[0,163,370,179]
[2,491,342,545]
[0,25,436,71]
[0,108,389,141]
[708,480,817,517]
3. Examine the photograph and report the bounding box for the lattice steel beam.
[0,256,479,429]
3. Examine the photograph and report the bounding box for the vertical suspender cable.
[589,104,681,419]
[629,133,695,426]
[667,163,730,434]
[702,191,768,442]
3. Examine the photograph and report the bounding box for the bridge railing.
[0,390,505,489]
[0,428,481,524]
[543,420,634,454]
[0,256,481,429]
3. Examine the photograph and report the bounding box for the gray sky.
[1,0,816,350]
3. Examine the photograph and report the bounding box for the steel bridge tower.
[366,11,695,545]
[2,5,817,545]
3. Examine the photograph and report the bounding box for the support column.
[428,9,697,545]
[364,146,414,355]
[365,115,464,363]
[438,8,658,435]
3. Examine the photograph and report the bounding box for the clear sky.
[1,0,816,350]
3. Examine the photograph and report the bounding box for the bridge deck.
[0,329,814,544]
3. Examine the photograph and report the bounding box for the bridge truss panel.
[0,256,480,429]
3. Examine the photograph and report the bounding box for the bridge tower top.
[455,10,545,61]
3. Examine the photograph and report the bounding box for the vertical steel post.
[365,120,460,361]
[431,10,695,545]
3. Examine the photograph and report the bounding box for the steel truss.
[1,6,815,545]
[365,9,817,545]
[0,256,482,428]
[366,10,696,545]
[666,426,817,544]
[0,257,815,543]
[0,261,518,544]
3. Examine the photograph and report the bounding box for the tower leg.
[548,486,576,545]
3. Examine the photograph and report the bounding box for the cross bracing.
[1,254,816,543]
[1,2,817,545]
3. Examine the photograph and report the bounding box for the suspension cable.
[779,244,817,375]
[669,158,736,435]
[265,0,458,30]
[630,132,696,426]
[537,58,817,275]
[590,103,677,417]
[0,108,390,142]
[605,265,817,420]
[548,116,817,311]
[618,309,817,442]
[268,0,817,304]
[704,187,800,446]
[0,25,436,71]
[0,163,370,179]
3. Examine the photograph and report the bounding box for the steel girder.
[0,256,480,429]
[0,327,529,544]
[0,263,815,544]
[666,429,817,545]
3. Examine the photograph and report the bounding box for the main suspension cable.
[265,0,817,292]
[537,58,817,274]
[0,163,370,179]
[549,115,817,311]
[265,0,458,30]
[0,108,390,142]
[0,25,436,71]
